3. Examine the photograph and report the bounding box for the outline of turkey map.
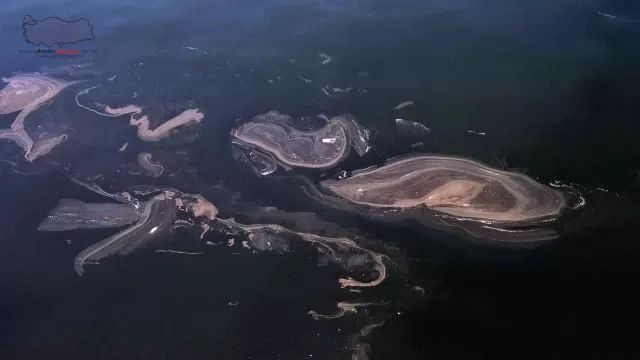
[22,15,94,48]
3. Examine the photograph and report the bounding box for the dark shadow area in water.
[369,223,640,359]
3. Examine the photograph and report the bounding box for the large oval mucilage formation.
[315,155,567,243]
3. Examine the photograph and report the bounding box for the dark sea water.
[1,1,640,359]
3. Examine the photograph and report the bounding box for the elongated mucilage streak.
[75,85,204,142]
[73,196,176,276]
[216,218,388,288]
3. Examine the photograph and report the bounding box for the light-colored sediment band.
[25,134,68,162]
[130,108,204,141]
[137,152,164,177]
[217,218,387,288]
[308,302,380,320]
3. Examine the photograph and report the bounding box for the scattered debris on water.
[467,130,486,136]
[321,85,353,97]
[155,249,202,255]
[199,223,211,239]
[395,118,431,133]
[394,101,414,110]
[332,86,353,93]
[321,137,338,144]
[318,53,332,65]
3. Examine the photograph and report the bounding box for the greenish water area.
[1,1,639,359]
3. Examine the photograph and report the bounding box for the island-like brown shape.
[316,155,567,243]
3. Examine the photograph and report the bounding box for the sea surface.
[1,0,640,359]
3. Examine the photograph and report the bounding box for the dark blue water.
[2,1,640,359]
